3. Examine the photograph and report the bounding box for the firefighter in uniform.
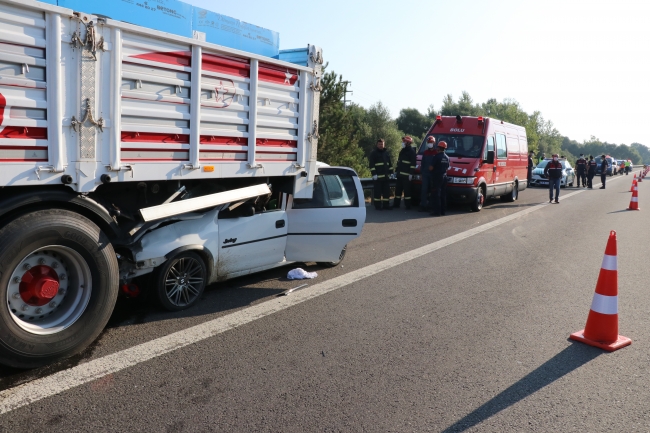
[369,138,393,210]
[575,153,587,187]
[587,155,597,189]
[430,140,450,216]
[393,136,417,209]
[420,136,437,211]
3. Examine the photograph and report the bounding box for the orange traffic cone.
[639,171,643,182]
[628,185,640,210]
[570,231,632,351]
[630,178,637,192]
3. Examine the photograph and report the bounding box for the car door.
[217,206,288,277]
[285,168,366,263]
[482,135,496,196]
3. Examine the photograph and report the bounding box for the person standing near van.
[393,136,416,209]
[527,151,535,186]
[369,138,393,210]
[575,153,587,187]
[544,154,563,203]
[430,141,450,216]
[587,155,597,188]
[419,136,437,212]
[599,154,608,189]
[625,159,631,175]
[538,153,546,165]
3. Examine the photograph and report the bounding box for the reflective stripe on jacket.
[395,146,416,177]
[369,148,393,178]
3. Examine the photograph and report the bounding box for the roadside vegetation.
[318,70,649,175]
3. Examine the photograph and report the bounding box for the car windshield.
[536,159,569,169]
[419,134,484,158]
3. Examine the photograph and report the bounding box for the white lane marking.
[590,293,618,315]
[601,254,617,271]
[0,178,624,414]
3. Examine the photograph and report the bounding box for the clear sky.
[186,0,650,146]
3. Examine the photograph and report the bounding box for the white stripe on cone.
[631,197,638,202]
[601,254,618,271]
[590,293,618,315]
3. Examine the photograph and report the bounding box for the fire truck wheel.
[503,181,518,202]
[154,251,206,312]
[318,245,347,268]
[0,209,119,369]
[470,186,485,212]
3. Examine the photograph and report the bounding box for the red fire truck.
[413,115,528,211]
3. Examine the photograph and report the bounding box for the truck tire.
[503,181,518,202]
[318,245,347,268]
[0,209,119,368]
[154,251,206,312]
[470,186,485,212]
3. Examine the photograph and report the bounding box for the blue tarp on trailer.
[57,0,194,38]
[192,7,279,58]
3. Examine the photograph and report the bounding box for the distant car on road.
[595,156,615,176]
[530,158,575,188]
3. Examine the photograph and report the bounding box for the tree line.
[317,70,650,176]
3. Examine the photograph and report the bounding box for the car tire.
[318,245,347,268]
[470,186,485,212]
[0,209,119,369]
[154,251,207,312]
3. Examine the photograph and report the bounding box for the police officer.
[587,155,597,189]
[527,151,535,187]
[575,153,587,187]
[599,154,607,189]
[544,153,563,203]
[430,140,450,216]
[369,138,393,210]
[393,136,417,209]
[419,136,437,212]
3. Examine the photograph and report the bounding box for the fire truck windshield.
[419,135,485,158]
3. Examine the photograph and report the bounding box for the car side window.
[293,175,358,209]
[496,133,507,158]
[484,136,495,161]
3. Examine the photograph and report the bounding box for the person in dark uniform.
[544,153,563,203]
[587,155,597,189]
[369,138,393,210]
[420,136,437,212]
[527,151,535,187]
[430,140,450,216]
[393,136,417,210]
[599,154,608,189]
[575,153,587,187]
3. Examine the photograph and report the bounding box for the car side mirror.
[485,151,495,164]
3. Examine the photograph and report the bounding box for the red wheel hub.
[19,265,60,306]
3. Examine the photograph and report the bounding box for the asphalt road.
[1,174,649,432]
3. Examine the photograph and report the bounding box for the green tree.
[396,107,431,141]
[357,102,404,165]
[317,71,370,176]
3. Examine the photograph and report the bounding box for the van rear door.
[285,168,366,263]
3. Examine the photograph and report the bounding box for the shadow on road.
[440,343,601,433]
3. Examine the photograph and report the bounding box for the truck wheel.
[470,186,485,212]
[154,251,206,312]
[0,209,119,368]
[318,245,347,268]
[503,182,518,202]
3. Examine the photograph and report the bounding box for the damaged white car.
[120,167,366,311]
